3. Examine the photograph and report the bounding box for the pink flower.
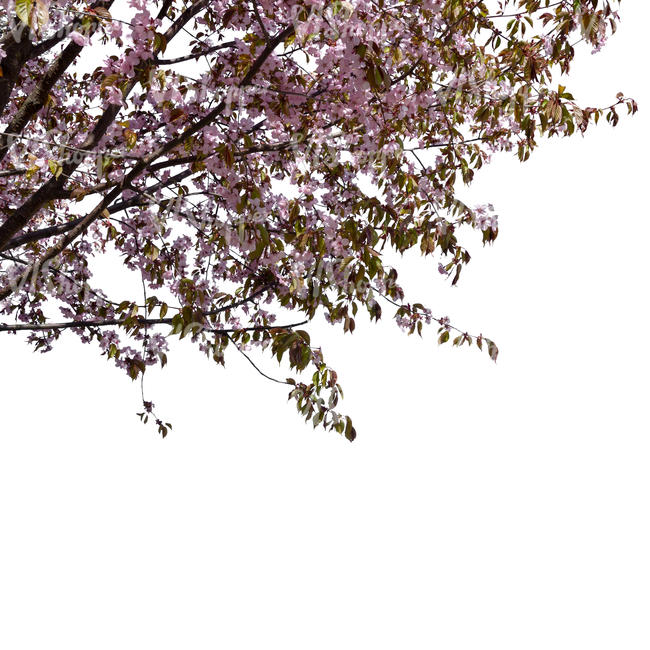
[70,31,90,47]
[452,33,470,55]
[542,35,554,57]
[107,21,123,39]
[106,86,123,105]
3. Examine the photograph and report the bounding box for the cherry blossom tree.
[0,0,636,439]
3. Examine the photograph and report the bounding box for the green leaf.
[48,159,61,178]
[486,339,499,362]
[153,32,167,53]
[344,417,357,442]
[15,0,33,26]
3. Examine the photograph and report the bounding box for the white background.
[1,4,649,649]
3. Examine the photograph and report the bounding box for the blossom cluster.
[0,0,634,437]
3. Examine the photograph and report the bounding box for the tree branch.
[0,318,307,334]
[0,216,86,252]
[154,41,236,65]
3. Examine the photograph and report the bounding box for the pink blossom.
[70,31,90,47]
[453,33,470,55]
[105,86,123,106]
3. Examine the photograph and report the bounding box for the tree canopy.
[0,0,636,439]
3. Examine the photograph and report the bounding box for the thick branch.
[156,0,175,21]
[0,21,33,117]
[0,167,194,253]
[0,40,88,163]
[0,216,86,252]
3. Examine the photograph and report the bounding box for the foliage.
[0,0,636,439]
